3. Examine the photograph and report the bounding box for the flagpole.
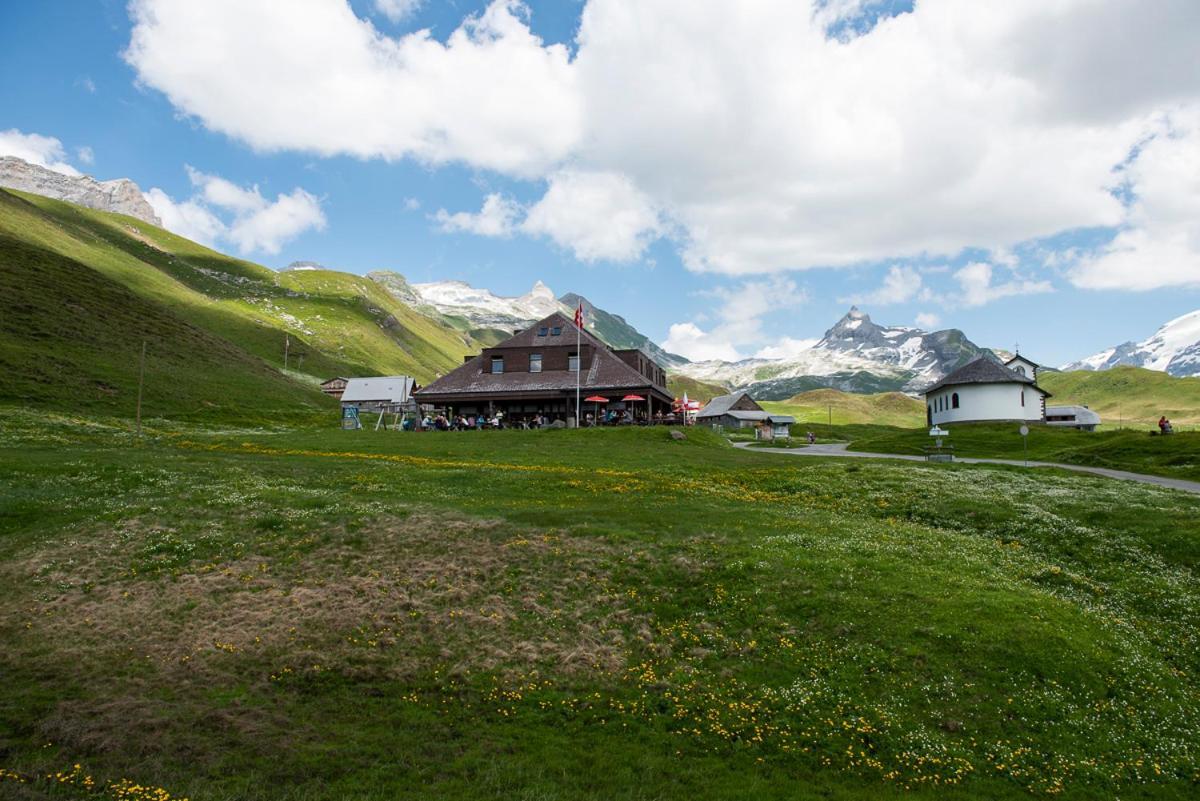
[575,308,581,427]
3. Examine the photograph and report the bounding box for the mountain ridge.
[0,155,160,226]
[1063,309,1200,377]
[674,307,996,398]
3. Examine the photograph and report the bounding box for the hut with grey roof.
[340,376,416,413]
[696,391,769,430]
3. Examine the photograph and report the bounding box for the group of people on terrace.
[398,407,690,431]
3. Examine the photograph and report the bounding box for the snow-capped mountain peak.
[674,307,992,398]
[1063,309,1200,377]
[406,279,561,328]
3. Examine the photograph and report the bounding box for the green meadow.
[2,411,1199,800]
[3,184,1200,800]
[846,423,1200,483]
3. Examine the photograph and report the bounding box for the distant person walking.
[1159,416,1174,435]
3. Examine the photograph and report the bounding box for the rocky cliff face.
[0,156,161,226]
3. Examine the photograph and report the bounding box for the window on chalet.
[1021,390,1025,406]
[492,356,504,374]
[538,326,548,336]
[568,352,579,372]
[530,353,542,373]
[1013,365,1026,376]
[551,326,562,336]
[952,392,959,409]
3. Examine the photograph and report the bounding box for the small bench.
[924,445,955,463]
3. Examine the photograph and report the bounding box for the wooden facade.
[320,376,349,400]
[415,312,672,425]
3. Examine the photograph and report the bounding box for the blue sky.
[2,0,1198,367]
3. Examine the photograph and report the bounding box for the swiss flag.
[574,301,585,328]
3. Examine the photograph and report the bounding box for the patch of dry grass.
[1,512,656,760]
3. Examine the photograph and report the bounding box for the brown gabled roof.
[491,312,605,350]
[924,357,1051,396]
[416,312,666,399]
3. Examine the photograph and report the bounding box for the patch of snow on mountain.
[1063,309,1200,377]
[674,307,991,395]
[412,279,564,328]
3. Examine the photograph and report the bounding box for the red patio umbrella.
[584,395,608,425]
[622,394,647,423]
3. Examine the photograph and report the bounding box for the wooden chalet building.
[415,312,672,425]
[320,377,350,399]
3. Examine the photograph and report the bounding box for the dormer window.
[568,352,580,372]
[551,326,562,336]
[530,353,542,373]
[491,356,504,374]
[1013,365,1026,377]
[538,326,548,336]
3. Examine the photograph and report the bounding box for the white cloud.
[374,0,421,24]
[403,197,421,211]
[664,277,806,361]
[76,146,95,166]
[1069,111,1200,290]
[144,187,226,247]
[662,322,741,362]
[123,1,1200,276]
[521,169,661,262]
[954,261,1052,308]
[0,129,81,175]
[146,167,326,255]
[569,0,1189,274]
[755,337,818,360]
[434,170,662,262]
[434,193,521,237]
[843,265,923,306]
[915,312,941,329]
[125,0,580,177]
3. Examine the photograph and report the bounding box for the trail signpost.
[927,426,952,462]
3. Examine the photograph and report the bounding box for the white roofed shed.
[340,377,416,410]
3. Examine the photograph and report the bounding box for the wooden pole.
[135,339,146,438]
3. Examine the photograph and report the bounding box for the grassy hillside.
[0,188,483,420]
[1040,367,1200,428]
[561,292,683,367]
[761,388,925,428]
[2,414,1199,799]
[849,422,1200,482]
[0,227,330,423]
[667,373,727,402]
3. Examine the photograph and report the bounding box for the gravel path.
[734,441,1200,496]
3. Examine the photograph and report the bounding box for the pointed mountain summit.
[676,307,995,398]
